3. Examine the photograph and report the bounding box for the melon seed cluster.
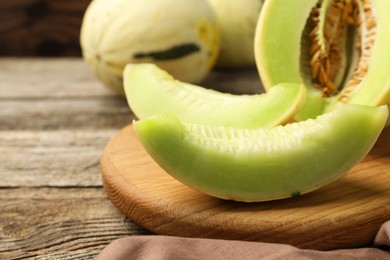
[309,0,376,100]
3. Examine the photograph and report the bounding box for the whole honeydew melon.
[80,0,220,94]
[207,0,263,68]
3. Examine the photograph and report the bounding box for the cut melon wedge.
[134,104,388,202]
[254,0,390,122]
[124,63,305,128]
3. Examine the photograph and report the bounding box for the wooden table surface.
[0,58,262,259]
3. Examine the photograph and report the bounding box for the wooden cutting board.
[101,124,390,250]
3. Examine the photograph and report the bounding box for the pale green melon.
[80,0,220,94]
[134,104,388,202]
[255,0,390,122]
[124,63,306,128]
[207,0,263,68]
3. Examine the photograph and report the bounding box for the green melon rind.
[134,104,388,202]
[346,0,390,106]
[255,0,390,121]
[124,63,306,128]
[254,0,322,120]
[255,0,317,89]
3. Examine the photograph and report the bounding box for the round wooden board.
[101,124,390,250]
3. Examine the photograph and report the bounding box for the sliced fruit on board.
[255,0,390,121]
[134,104,388,202]
[124,63,305,129]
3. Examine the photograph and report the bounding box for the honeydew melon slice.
[124,63,305,128]
[134,104,388,202]
[254,0,390,121]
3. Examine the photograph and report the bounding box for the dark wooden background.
[0,0,91,56]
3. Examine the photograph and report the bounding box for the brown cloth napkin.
[97,221,390,260]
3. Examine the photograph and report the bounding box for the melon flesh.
[254,0,390,121]
[124,63,305,128]
[134,104,388,202]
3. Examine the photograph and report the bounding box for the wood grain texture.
[101,124,390,250]
[0,130,116,187]
[0,59,133,131]
[0,188,151,259]
[0,58,150,259]
[0,58,114,98]
[0,97,132,130]
[0,58,265,259]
